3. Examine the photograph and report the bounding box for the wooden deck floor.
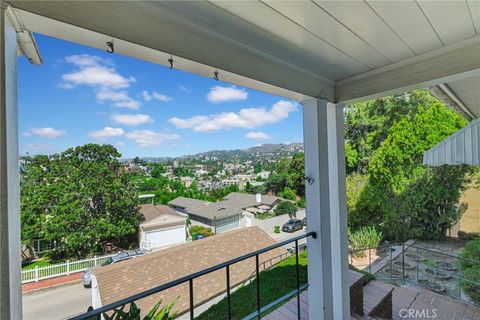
[262,285,480,320]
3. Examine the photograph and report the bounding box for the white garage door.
[145,226,186,249]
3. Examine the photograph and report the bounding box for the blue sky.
[19,34,303,158]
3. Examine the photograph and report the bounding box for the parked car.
[302,217,307,227]
[81,249,145,288]
[282,219,304,233]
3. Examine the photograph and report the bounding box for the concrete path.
[23,282,90,320]
[255,209,306,240]
[22,272,81,293]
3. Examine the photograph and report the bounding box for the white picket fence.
[22,254,115,284]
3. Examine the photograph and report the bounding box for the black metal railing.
[349,242,480,307]
[71,231,316,320]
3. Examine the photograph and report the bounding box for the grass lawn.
[22,259,51,270]
[196,251,308,320]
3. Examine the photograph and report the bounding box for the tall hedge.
[459,238,480,304]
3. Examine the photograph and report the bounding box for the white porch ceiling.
[6,1,480,108]
[445,76,480,118]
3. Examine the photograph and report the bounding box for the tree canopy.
[348,95,474,241]
[21,144,140,257]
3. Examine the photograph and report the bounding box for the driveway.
[23,283,90,320]
[255,209,306,240]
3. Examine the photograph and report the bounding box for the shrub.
[274,226,280,234]
[281,187,296,201]
[189,225,214,239]
[101,298,177,320]
[349,226,383,258]
[257,211,274,220]
[459,237,480,304]
[296,197,306,208]
[274,201,296,217]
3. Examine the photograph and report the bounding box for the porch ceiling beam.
[336,36,480,104]
[8,2,334,101]
[5,6,41,65]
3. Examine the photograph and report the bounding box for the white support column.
[0,5,22,320]
[302,98,350,319]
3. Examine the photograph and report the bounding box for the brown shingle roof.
[139,204,183,224]
[94,227,287,316]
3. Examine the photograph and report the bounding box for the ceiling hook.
[213,71,219,81]
[168,57,174,69]
[106,41,114,54]
[304,175,315,185]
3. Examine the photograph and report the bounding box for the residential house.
[257,171,271,180]
[91,227,286,317]
[169,192,281,233]
[138,204,187,250]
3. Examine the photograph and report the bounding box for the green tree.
[345,90,437,173]
[21,144,140,258]
[359,102,472,241]
[150,163,165,178]
[281,187,296,201]
[274,201,297,218]
[265,174,287,195]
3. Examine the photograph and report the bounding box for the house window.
[215,214,240,233]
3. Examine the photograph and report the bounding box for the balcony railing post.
[389,246,393,279]
[295,240,300,320]
[416,247,419,285]
[256,254,260,319]
[402,243,405,285]
[189,279,194,320]
[226,265,231,320]
[369,248,372,274]
[459,269,462,300]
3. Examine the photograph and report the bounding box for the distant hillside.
[123,143,303,163]
[183,143,303,161]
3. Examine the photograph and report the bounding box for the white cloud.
[152,92,172,102]
[245,131,270,140]
[24,144,55,154]
[62,54,140,110]
[65,54,106,67]
[117,141,126,147]
[96,88,141,110]
[125,130,180,147]
[23,127,66,138]
[111,113,153,126]
[62,54,135,89]
[89,127,124,140]
[142,90,172,102]
[142,91,152,101]
[207,86,248,103]
[169,100,297,132]
[179,86,191,93]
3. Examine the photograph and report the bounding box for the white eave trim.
[6,6,42,65]
[423,117,480,166]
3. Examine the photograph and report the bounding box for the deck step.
[363,280,394,319]
[350,270,365,316]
